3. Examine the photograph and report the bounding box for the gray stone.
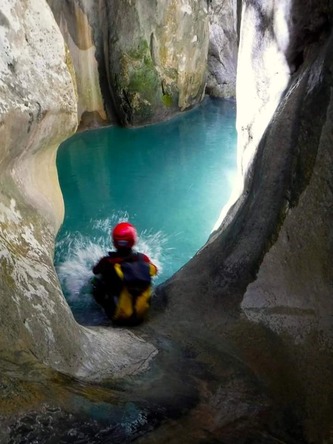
[206,0,238,98]
[0,0,332,440]
[47,0,111,129]
[0,0,157,380]
[156,0,333,439]
[48,0,209,128]
[102,0,209,126]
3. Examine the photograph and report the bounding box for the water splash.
[55,217,169,323]
[55,233,105,302]
[135,229,169,274]
[55,98,238,324]
[90,211,129,234]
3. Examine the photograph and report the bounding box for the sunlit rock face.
[0,0,156,379]
[48,0,209,127]
[206,0,238,98]
[102,0,209,126]
[158,0,333,440]
[46,0,110,129]
[1,0,332,440]
[235,0,333,341]
[48,0,241,124]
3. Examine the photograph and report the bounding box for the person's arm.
[140,253,158,275]
[149,263,158,277]
[93,257,106,275]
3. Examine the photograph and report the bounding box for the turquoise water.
[55,97,237,324]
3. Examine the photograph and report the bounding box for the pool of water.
[55,97,237,324]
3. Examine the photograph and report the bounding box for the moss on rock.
[112,39,162,124]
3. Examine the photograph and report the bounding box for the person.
[91,222,158,325]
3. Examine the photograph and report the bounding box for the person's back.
[92,222,157,325]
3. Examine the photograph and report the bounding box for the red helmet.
[112,222,137,249]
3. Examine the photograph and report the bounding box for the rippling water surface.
[7,99,300,444]
[55,97,237,324]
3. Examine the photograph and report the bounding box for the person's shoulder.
[95,254,118,266]
[133,252,158,275]
[95,255,107,264]
[93,255,110,273]
[137,252,151,263]
[107,251,127,263]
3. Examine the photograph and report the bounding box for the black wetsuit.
[92,249,152,320]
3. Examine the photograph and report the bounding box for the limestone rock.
[1,0,333,439]
[47,0,110,129]
[47,0,209,127]
[206,0,238,98]
[99,0,209,126]
[0,0,157,380]
[157,0,333,439]
[49,0,239,126]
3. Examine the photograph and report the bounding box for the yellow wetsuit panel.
[134,288,152,318]
[113,262,155,321]
[114,287,134,320]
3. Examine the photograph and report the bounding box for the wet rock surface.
[152,0,333,441]
[0,0,332,442]
[48,0,209,128]
[206,0,238,98]
[0,0,157,380]
[1,334,302,444]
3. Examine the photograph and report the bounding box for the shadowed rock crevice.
[149,2,333,441]
[287,0,332,73]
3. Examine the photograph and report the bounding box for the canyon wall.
[47,0,238,128]
[158,0,333,440]
[0,0,156,379]
[46,0,109,129]
[206,0,238,97]
[48,0,210,127]
[0,0,332,440]
[0,0,237,384]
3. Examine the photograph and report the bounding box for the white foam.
[55,218,168,302]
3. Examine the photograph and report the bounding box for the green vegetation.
[126,39,160,103]
[113,39,179,123]
[162,94,173,107]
